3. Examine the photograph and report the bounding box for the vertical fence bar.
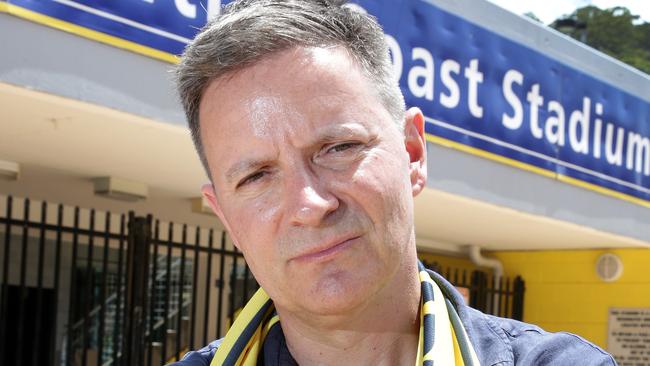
[503,278,512,318]
[493,276,499,317]
[0,196,12,364]
[141,215,153,366]
[497,277,504,317]
[203,229,214,346]
[81,209,96,366]
[486,277,492,315]
[190,227,201,351]
[123,213,152,366]
[67,206,80,366]
[123,212,135,366]
[461,269,468,288]
[50,203,63,365]
[230,246,239,322]
[175,224,188,360]
[512,276,525,321]
[147,219,160,366]
[242,264,250,306]
[216,232,226,338]
[469,271,479,312]
[31,201,47,366]
[97,211,111,366]
[15,198,31,366]
[496,278,502,317]
[162,222,174,365]
[112,214,126,366]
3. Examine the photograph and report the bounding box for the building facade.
[0,0,648,365]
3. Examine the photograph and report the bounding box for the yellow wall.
[490,248,650,349]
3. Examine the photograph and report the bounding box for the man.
[173,0,615,365]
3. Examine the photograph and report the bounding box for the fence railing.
[0,195,524,366]
[0,196,256,366]
[422,260,525,320]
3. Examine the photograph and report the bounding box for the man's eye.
[237,171,266,188]
[327,142,360,154]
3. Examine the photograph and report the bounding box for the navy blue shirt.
[172,270,616,365]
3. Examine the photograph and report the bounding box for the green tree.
[551,6,650,75]
[523,12,542,23]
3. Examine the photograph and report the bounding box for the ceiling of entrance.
[1,82,647,252]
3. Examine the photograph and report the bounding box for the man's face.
[199,46,426,316]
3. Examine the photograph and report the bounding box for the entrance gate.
[0,196,256,366]
[0,195,524,366]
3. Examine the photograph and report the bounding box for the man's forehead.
[197,46,387,180]
[199,46,370,132]
[201,46,360,100]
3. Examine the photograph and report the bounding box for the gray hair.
[175,0,405,177]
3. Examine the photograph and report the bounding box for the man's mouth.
[291,234,361,263]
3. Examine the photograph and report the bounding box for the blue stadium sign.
[2,0,648,206]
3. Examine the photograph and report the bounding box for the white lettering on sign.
[440,59,461,109]
[141,0,221,20]
[175,0,197,19]
[608,308,650,366]
[464,59,484,118]
[409,47,435,101]
[502,69,524,130]
[362,26,650,181]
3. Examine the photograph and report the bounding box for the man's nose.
[285,167,339,227]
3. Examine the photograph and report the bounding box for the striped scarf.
[211,261,480,365]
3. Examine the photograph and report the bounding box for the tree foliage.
[550,6,650,75]
[523,12,542,23]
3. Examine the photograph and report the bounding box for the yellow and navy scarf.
[211,261,480,365]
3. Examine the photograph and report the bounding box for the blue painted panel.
[5,0,648,202]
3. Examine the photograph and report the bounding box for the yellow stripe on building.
[0,3,179,64]
[425,133,650,209]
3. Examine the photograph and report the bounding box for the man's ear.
[201,183,241,250]
[403,107,427,197]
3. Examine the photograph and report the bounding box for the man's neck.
[276,258,421,366]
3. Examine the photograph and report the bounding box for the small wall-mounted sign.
[608,307,650,366]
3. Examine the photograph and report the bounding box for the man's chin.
[293,273,379,317]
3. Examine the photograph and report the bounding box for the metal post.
[112,214,126,365]
[97,212,111,366]
[122,213,152,366]
[161,222,174,365]
[175,224,188,360]
[0,196,13,364]
[32,201,47,366]
[216,232,226,338]
[50,204,63,365]
[190,227,201,351]
[81,209,96,366]
[15,198,30,366]
[512,276,526,321]
[202,229,214,346]
[469,270,487,313]
[146,219,160,366]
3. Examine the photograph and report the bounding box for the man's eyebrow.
[223,125,367,183]
[313,124,366,142]
[224,159,270,184]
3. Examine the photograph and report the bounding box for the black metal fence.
[0,195,525,366]
[422,260,525,320]
[0,196,257,366]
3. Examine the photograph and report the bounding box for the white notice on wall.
[608,308,650,366]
